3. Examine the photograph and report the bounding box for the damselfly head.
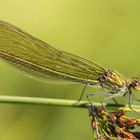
[130,77,140,91]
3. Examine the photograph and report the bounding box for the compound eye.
[131,78,140,91]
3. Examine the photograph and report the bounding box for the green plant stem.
[0,95,140,112]
[0,95,91,108]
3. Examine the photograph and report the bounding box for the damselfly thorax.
[97,70,128,94]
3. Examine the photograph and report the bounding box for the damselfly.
[0,20,140,111]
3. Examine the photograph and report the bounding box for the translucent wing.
[0,21,107,85]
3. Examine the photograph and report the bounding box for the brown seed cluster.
[90,107,140,140]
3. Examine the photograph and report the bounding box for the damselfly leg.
[87,92,123,124]
[99,93,123,113]
[87,92,112,114]
[127,91,140,115]
[78,83,88,101]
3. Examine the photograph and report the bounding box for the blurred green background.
[0,0,140,140]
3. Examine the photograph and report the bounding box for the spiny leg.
[128,91,140,115]
[87,92,112,118]
[100,93,123,111]
[100,93,124,124]
[112,97,119,105]
[74,83,87,106]
[87,92,123,124]
[78,82,87,101]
